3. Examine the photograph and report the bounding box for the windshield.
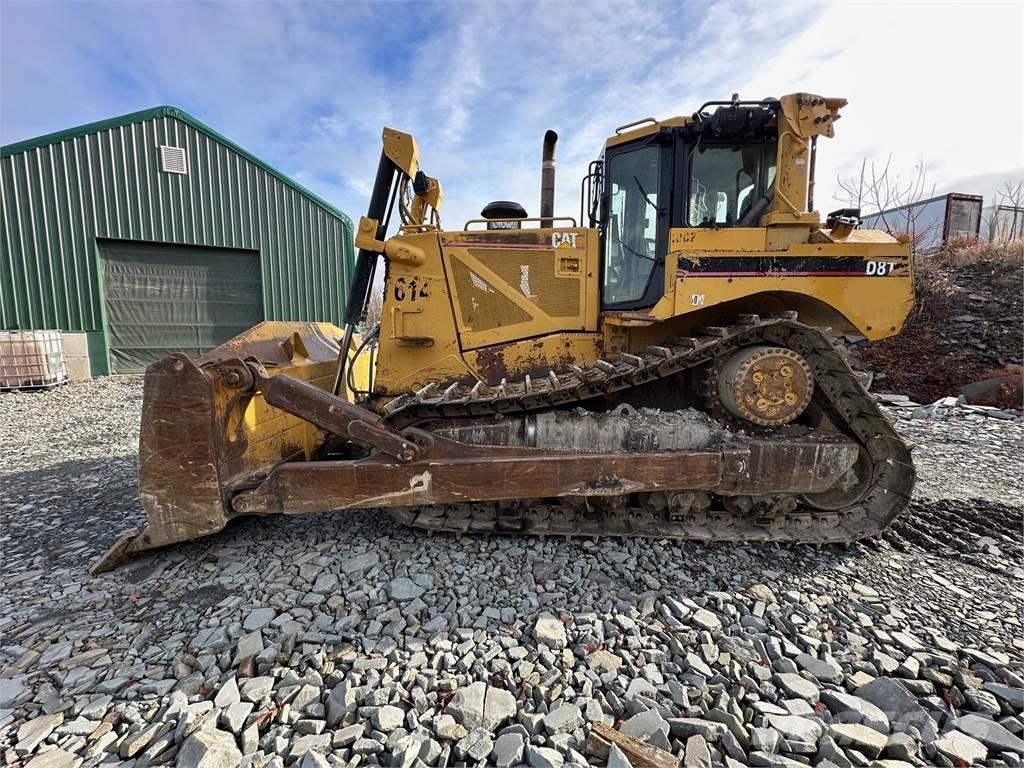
[688,144,776,226]
[603,145,659,305]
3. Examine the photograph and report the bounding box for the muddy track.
[378,316,915,544]
[885,498,1024,572]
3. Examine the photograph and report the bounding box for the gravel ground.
[1,378,1022,768]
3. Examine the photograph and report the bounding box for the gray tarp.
[101,241,263,373]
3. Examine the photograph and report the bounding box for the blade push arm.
[335,128,442,394]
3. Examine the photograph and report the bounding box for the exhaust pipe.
[540,130,558,227]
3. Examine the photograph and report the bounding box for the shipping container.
[861,192,983,253]
[983,204,1024,242]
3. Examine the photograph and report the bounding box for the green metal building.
[1,106,354,374]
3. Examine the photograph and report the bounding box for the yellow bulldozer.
[94,93,915,572]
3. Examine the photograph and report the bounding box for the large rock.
[774,673,820,703]
[492,732,525,768]
[447,681,516,731]
[542,703,583,735]
[121,721,169,758]
[884,732,918,761]
[388,577,425,601]
[669,719,728,742]
[856,677,937,742]
[299,753,330,768]
[242,607,276,631]
[607,743,632,768]
[290,733,331,757]
[984,682,1024,711]
[455,727,494,762]
[334,723,364,746]
[820,690,889,734]
[766,714,824,745]
[533,613,567,649]
[16,714,64,756]
[684,734,713,768]
[177,727,242,768]
[525,744,565,768]
[0,676,28,707]
[954,714,1024,754]
[747,752,808,767]
[232,631,263,666]
[621,708,671,750]
[341,551,379,576]
[393,732,441,766]
[751,727,780,754]
[934,730,988,765]
[220,702,253,734]
[690,608,722,632]
[795,653,843,684]
[829,723,887,758]
[326,681,359,726]
[586,650,622,672]
[239,676,273,703]
[625,678,658,700]
[213,677,240,708]
[371,705,405,732]
[24,748,80,768]
[434,713,467,741]
[815,735,852,767]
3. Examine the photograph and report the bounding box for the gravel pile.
[1,378,1022,768]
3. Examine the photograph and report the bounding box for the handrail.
[614,117,657,135]
[694,98,778,116]
[463,216,578,230]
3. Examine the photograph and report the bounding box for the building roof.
[1,105,352,230]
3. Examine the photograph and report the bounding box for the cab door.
[600,139,671,310]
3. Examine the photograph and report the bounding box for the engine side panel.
[662,226,913,340]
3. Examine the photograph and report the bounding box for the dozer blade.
[93,320,860,573]
[91,321,353,574]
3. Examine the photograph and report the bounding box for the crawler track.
[381,315,915,544]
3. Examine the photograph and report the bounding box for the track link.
[381,316,915,544]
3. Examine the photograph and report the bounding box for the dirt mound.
[857,239,1024,406]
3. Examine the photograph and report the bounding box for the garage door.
[101,241,263,373]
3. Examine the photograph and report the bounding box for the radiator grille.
[467,249,580,318]
[450,257,531,330]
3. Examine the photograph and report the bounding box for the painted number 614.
[865,261,896,276]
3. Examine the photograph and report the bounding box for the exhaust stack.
[540,130,558,227]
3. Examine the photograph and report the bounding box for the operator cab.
[587,99,780,311]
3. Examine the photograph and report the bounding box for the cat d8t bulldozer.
[94,93,915,573]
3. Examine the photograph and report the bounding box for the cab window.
[688,143,776,226]
[603,145,659,304]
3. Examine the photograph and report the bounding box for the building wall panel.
[1,107,354,374]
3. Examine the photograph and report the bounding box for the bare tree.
[363,287,383,328]
[837,156,939,254]
[990,180,1024,240]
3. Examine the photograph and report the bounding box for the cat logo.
[551,232,578,249]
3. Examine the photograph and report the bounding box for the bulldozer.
[93,93,915,573]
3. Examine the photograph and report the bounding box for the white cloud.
[736,1,1024,209]
[3,0,1021,230]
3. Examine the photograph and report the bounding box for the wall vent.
[159,145,187,175]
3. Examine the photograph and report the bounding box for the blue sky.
[3,1,1022,228]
